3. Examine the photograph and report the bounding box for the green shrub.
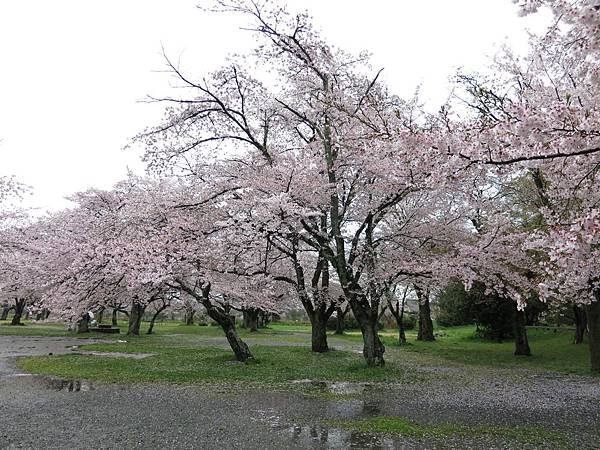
[435,281,475,327]
[401,312,417,330]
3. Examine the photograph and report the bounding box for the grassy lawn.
[17,343,420,385]
[6,319,596,381]
[0,320,102,337]
[389,326,592,375]
[0,319,311,338]
[331,325,592,375]
[327,417,573,449]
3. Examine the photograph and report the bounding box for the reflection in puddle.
[292,380,374,395]
[252,383,407,448]
[42,378,95,392]
[276,424,407,449]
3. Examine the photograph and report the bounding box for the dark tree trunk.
[395,303,407,345]
[513,305,531,356]
[76,313,90,333]
[586,299,600,373]
[35,309,49,321]
[397,298,407,345]
[258,310,270,328]
[147,304,168,335]
[184,309,195,325]
[309,309,331,353]
[209,304,252,361]
[112,309,118,326]
[359,317,385,366]
[10,299,26,326]
[335,306,348,335]
[96,308,104,324]
[397,321,407,345]
[177,281,253,362]
[243,308,259,332]
[221,316,253,362]
[574,304,587,344]
[1,304,12,321]
[416,289,435,341]
[127,303,145,336]
[340,290,385,366]
[387,287,408,346]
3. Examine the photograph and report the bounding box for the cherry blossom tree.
[446,0,600,370]
[133,0,465,366]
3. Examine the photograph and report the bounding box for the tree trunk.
[221,316,253,362]
[416,290,435,341]
[342,293,386,366]
[574,304,587,344]
[335,307,347,335]
[396,317,407,345]
[1,304,11,321]
[258,310,270,328]
[35,309,49,321]
[184,309,195,325]
[112,309,118,327]
[147,304,167,335]
[209,306,252,361]
[96,308,104,324]
[586,300,600,373]
[243,308,259,332]
[177,280,253,362]
[359,318,385,366]
[10,299,26,326]
[335,315,344,334]
[398,298,407,345]
[127,303,145,336]
[207,301,251,361]
[513,306,531,356]
[76,313,90,333]
[309,311,329,353]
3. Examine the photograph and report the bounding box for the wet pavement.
[1,335,600,449]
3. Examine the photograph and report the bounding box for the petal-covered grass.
[387,326,593,376]
[7,321,596,378]
[17,344,422,385]
[327,417,573,449]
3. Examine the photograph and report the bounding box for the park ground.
[1,321,599,449]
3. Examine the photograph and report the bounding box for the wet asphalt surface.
[1,335,600,449]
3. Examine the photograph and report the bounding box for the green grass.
[6,319,595,379]
[327,416,572,448]
[0,320,114,338]
[386,325,593,375]
[0,319,311,338]
[17,343,422,385]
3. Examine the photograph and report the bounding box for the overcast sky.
[0,1,550,212]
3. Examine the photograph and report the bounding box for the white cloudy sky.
[0,1,550,212]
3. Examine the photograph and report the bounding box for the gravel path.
[1,335,599,449]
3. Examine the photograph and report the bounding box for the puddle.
[274,423,410,449]
[252,407,402,449]
[42,377,95,392]
[291,380,374,395]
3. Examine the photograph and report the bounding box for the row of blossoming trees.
[1,0,599,371]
